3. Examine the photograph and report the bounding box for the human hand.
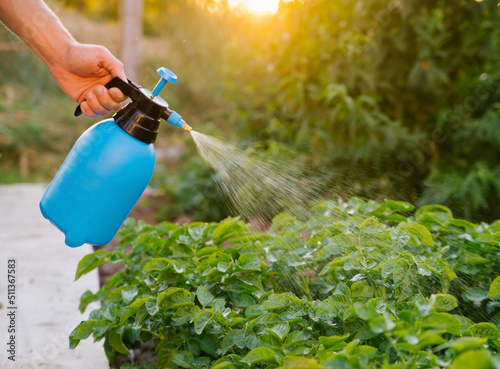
[49,43,127,118]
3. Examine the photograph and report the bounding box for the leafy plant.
[71,198,500,368]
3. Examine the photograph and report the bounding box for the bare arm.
[0,0,126,117]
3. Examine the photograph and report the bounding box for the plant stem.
[125,326,164,340]
[384,334,407,366]
[357,235,380,297]
[300,273,312,301]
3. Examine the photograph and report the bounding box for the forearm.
[0,0,126,117]
[0,0,75,69]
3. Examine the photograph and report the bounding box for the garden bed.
[72,198,500,369]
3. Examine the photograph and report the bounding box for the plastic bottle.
[40,68,191,247]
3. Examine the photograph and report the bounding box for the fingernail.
[88,92,94,99]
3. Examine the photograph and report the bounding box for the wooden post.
[121,0,144,82]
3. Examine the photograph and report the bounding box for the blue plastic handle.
[152,67,177,97]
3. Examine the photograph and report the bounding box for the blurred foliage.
[0,26,88,182]
[220,0,500,222]
[2,0,500,222]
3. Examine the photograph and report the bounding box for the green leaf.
[194,310,213,334]
[271,212,299,232]
[211,355,244,369]
[238,253,261,271]
[173,351,194,368]
[212,298,226,311]
[214,218,244,245]
[92,320,111,339]
[157,288,185,305]
[217,261,230,272]
[88,309,101,320]
[417,332,447,349]
[161,290,195,308]
[234,329,246,349]
[319,335,349,349]
[157,344,175,369]
[198,334,218,356]
[421,313,462,336]
[463,288,488,302]
[393,259,409,285]
[142,258,172,273]
[355,305,378,320]
[75,251,108,281]
[105,305,122,325]
[121,287,139,304]
[380,258,399,279]
[69,336,81,350]
[416,205,453,220]
[439,337,487,354]
[261,294,292,310]
[430,294,458,312]
[197,247,218,258]
[238,275,264,290]
[487,276,500,300]
[119,304,142,325]
[245,330,258,350]
[371,200,415,217]
[241,347,278,364]
[450,349,496,369]
[188,223,207,241]
[70,320,96,340]
[463,323,500,338]
[282,357,323,368]
[392,259,414,300]
[319,256,347,275]
[78,290,95,313]
[351,281,374,299]
[316,242,342,261]
[269,323,290,341]
[145,297,159,315]
[172,305,200,326]
[357,217,387,235]
[219,331,237,355]
[258,333,282,348]
[197,286,214,307]
[234,294,255,308]
[108,329,130,355]
[400,222,434,247]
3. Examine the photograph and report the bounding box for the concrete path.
[0,184,108,369]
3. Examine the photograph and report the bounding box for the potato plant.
[71,198,500,368]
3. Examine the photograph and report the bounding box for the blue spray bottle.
[40,67,192,247]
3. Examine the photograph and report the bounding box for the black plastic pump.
[74,68,191,144]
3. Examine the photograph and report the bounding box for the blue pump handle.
[152,68,177,97]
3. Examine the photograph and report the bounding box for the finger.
[80,101,99,118]
[85,90,110,116]
[97,46,126,81]
[94,85,121,111]
[108,87,126,103]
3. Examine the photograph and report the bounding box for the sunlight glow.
[231,0,281,14]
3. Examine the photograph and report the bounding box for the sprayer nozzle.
[182,123,193,132]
